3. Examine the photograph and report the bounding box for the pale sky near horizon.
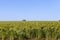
[0,0,60,21]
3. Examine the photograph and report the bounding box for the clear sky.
[0,0,60,21]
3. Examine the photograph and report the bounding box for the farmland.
[0,21,60,40]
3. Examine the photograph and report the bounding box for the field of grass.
[0,21,60,40]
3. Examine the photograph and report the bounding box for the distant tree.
[22,19,26,21]
[59,20,60,21]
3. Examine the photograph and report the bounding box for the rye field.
[0,21,60,40]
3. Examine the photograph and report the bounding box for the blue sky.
[0,0,60,21]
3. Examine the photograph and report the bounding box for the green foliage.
[0,21,59,40]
